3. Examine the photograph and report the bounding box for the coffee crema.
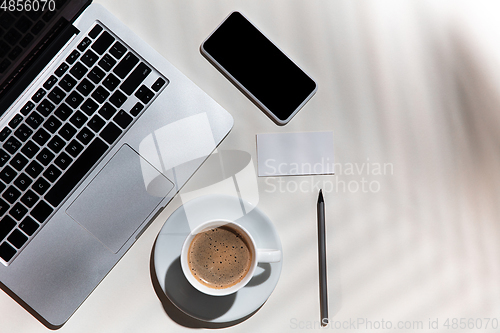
[187,226,252,289]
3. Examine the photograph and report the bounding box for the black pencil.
[317,189,328,326]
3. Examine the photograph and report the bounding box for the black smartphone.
[201,11,317,125]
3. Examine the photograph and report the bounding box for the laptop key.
[0,216,16,240]
[15,16,32,33]
[43,116,62,134]
[21,140,39,159]
[54,103,73,121]
[42,10,56,23]
[19,216,39,236]
[8,114,23,129]
[88,115,105,132]
[9,46,22,60]
[48,86,66,105]
[103,73,120,91]
[88,66,105,84]
[10,153,28,171]
[36,99,55,117]
[14,124,33,142]
[98,54,116,71]
[0,242,16,262]
[36,148,55,166]
[135,85,155,104]
[109,90,127,108]
[20,101,35,116]
[32,88,46,103]
[100,122,122,145]
[109,41,126,59]
[76,78,95,97]
[77,37,92,52]
[58,123,77,141]
[54,63,69,77]
[4,28,21,45]
[113,110,132,129]
[152,77,166,92]
[120,63,151,95]
[69,111,88,128]
[92,86,110,104]
[7,229,28,248]
[9,203,28,222]
[0,44,8,57]
[66,50,80,65]
[45,138,108,207]
[86,108,104,128]
[0,127,12,141]
[31,200,53,223]
[65,140,83,158]
[88,25,103,39]
[113,52,138,79]
[76,127,94,145]
[0,198,9,216]
[69,62,87,80]
[43,165,62,183]
[66,91,84,108]
[54,152,72,170]
[0,42,10,59]
[32,178,50,195]
[0,166,17,183]
[98,102,117,120]
[13,173,32,191]
[81,49,98,67]
[20,34,34,48]
[47,135,65,154]
[25,161,43,178]
[0,13,15,30]
[43,76,58,90]
[20,190,39,208]
[59,74,77,92]
[33,128,51,146]
[3,186,20,204]
[91,31,115,55]
[4,136,21,154]
[26,111,44,129]
[0,149,9,166]
[30,21,44,34]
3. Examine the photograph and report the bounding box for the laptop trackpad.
[67,144,174,253]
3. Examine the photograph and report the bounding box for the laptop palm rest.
[66,144,174,253]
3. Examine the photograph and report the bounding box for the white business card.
[257,131,335,177]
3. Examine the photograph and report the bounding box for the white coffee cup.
[180,219,281,296]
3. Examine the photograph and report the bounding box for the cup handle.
[256,249,282,263]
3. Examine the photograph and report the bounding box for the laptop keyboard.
[0,0,69,74]
[0,23,168,265]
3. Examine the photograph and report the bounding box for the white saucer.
[153,194,283,323]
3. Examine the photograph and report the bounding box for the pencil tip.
[318,189,324,202]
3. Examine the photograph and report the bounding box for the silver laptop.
[0,0,233,327]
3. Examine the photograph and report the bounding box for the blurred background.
[2,0,500,332]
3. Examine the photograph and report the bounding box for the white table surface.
[3,0,500,332]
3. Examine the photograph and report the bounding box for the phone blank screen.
[202,12,316,122]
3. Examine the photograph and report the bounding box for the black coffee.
[187,225,252,289]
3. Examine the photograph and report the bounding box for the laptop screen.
[0,0,90,115]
